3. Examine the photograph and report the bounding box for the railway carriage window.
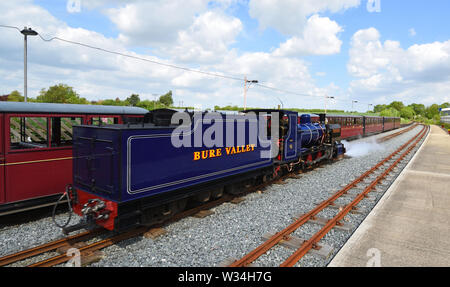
[51,117,82,147]
[91,117,118,125]
[10,117,48,150]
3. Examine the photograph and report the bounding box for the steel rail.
[280,125,428,267]
[0,229,103,266]
[377,123,417,143]
[28,227,148,267]
[10,124,419,267]
[229,125,426,267]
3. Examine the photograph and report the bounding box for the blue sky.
[1,0,450,111]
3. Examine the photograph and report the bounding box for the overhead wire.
[0,24,376,110]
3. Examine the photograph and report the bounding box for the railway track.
[228,125,428,267]
[0,229,103,267]
[0,125,422,267]
[377,123,417,143]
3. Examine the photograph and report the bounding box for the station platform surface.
[329,125,450,267]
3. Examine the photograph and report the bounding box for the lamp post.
[324,95,334,114]
[243,76,258,111]
[20,27,38,103]
[368,103,373,112]
[352,100,358,112]
[276,96,283,109]
[152,93,159,110]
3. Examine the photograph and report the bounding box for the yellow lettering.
[246,145,250,152]
[201,150,208,159]
[194,152,200,161]
[216,148,222,157]
[225,147,232,155]
[231,147,236,154]
[209,149,216,158]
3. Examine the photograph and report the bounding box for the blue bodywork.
[297,114,325,154]
[72,110,344,205]
[73,113,273,203]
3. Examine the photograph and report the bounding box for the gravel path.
[0,125,426,267]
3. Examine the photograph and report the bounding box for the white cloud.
[105,0,209,45]
[273,15,343,56]
[409,28,416,37]
[348,28,450,104]
[0,0,336,110]
[159,11,243,63]
[248,0,360,35]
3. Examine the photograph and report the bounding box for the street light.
[352,100,358,112]
[276,96,283,109]
[368,103,373,112]
[243,76,258,111]
[20,27,38,103]
[324,95,335,114]
[151,93,159,110]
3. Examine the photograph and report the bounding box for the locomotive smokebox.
[318,113,326,123]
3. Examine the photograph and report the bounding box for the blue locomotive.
[63,109,345,232]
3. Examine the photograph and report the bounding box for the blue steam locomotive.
[63,109,345,232]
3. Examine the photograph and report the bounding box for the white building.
[441,107,450,124]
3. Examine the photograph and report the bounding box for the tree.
[425,104,440,119]
[159,90,173,107]
[380,107,400,117]
[374,104,387,113]
[400,106,415,119]
[126,94,140,106]
[36,84,88,104]
[388,101,404,112]
[7,90,24,102]
[408,103,425,117]
[439,102,450,109]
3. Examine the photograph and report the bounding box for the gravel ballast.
[0,125,427,267]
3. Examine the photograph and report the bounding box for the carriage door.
[0,114,4,204]
[283,113,298,160]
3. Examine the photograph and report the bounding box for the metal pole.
[243,76,247,111]
[24,34,27,102]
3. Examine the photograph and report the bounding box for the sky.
[1,0,449,112]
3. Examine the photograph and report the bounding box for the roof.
[0,102,148,115]
[441,107,450,111]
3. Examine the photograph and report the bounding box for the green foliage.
[408,103,425,115]
[126,94,140,106]
[99,98,126,106]
[159,90,173,107]
[7,90,24,102]
[425,104,440,119]
[388,101,404,111]
[373,104,387,113]
[36,84,89,104]
[380,107,400,117]
[400,106,415,119]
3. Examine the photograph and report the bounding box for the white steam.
[342,138,384,158]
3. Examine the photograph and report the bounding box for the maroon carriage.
[0,102,147,215]
[363,116,383,136]
[326,115,364,140]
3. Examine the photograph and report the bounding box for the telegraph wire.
[0,24,375,108]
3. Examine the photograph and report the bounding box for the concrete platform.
[328,125,450,267]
